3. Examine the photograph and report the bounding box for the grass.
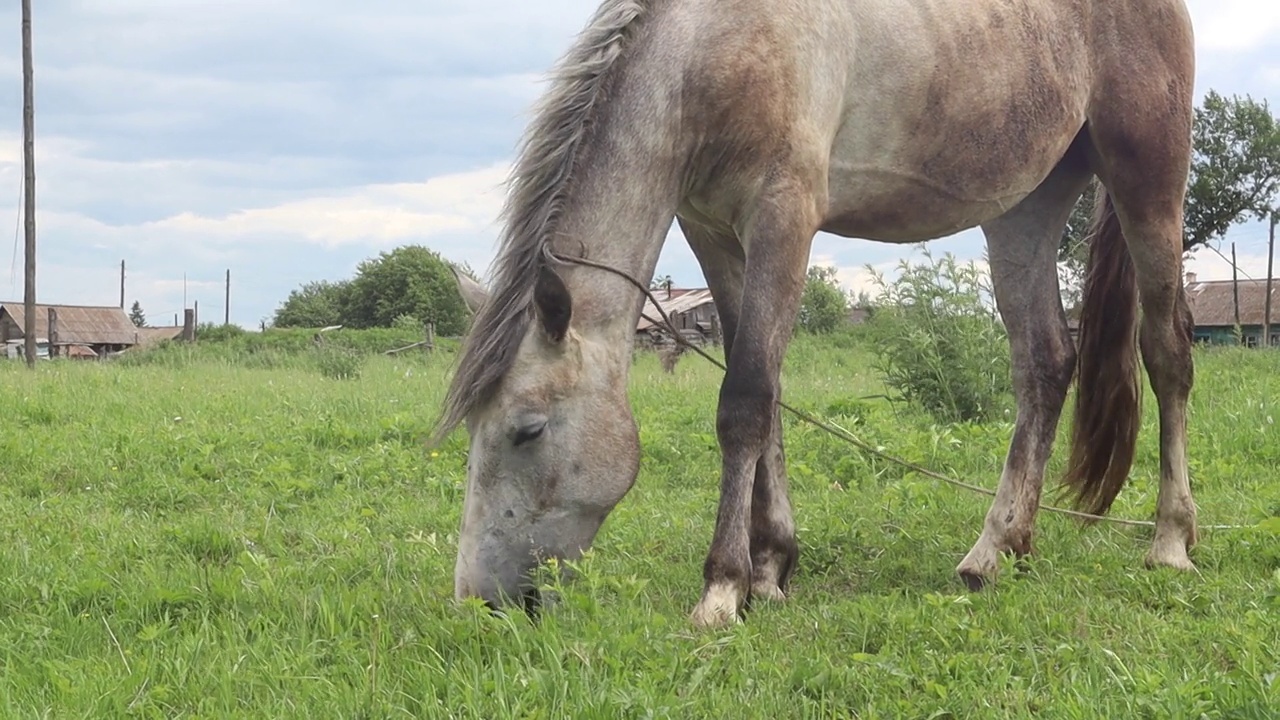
[0,334,1277,718]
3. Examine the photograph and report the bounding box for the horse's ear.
[450,264,489,314]
[533,264,572,343]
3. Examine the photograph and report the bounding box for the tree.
[1059,91,1280,265]
[650,274,673,291]
[272,279,352,328]
[343,245,470,335]
[1184,91,1280,251]
[128,300,147,327]
[797,265,851,334]
[451,261,481,282]
[1058,181,1097,314]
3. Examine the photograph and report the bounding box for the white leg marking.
[690,582,744,628]
[1146,438,1197,571]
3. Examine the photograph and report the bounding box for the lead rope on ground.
[546,249,1250,532]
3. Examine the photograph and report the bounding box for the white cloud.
[144,162,509,248]
[1185,245,1273,282]
[1260,65,1280,89]
[811,254,899,299]
[808,247,994,304]
[0,153,509,252]
[1186,0,1280,53]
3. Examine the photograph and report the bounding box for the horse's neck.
[550,127,680,348]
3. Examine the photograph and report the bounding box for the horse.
[433,0,1200,628]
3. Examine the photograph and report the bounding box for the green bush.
[195,323,248,342]
[313,346,363,380]
[271,245,473,333]
[272,280,352,329]
[797,266,851,334]
[862,249,1012,424]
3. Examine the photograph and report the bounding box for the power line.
[9,171,21,294]
[1205,243,1259,282]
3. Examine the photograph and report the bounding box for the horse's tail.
[1061,183,1142,517]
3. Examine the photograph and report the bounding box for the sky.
[0,0,1276,328]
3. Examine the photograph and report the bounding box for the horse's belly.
[818,0,1091,241]
[820,175,1024,243]
[820,138,1058,241]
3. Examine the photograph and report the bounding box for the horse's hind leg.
[955,149,1091,588]
[1087,68,1199,571]
[678,217,799,604]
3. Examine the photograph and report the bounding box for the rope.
[544,248,1251,532]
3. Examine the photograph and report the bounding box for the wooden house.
[635,287,721,348]
[0,302,145,359]
[1184,273,1279,347]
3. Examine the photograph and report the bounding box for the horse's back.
[662,0,1194,241]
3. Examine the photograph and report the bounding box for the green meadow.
[0,334,1277,718]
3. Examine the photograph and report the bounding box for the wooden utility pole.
[46,307,57,358]
[21,0,37,369]
[1265,211,1277,348]
[119,260,125,308]
[224,269,230,325]
[1232,242,1241,341]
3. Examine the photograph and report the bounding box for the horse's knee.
[1045,327,1077,396]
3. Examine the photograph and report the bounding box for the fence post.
[424,322,435,353]
[47,307,58,358]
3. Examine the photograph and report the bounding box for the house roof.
[134,325,185,345]
[1185,279,1279,328]
[0,302,144,345]
[637,288,716,331]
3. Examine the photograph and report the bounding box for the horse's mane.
[432,0,648,444]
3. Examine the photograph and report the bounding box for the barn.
[635,287,721,348]
[1184,273,1280,347]
[0,302,146,359]
[1063,274,1279,347]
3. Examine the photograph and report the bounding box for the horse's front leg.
[680,218,800,610]
[690,183,818,629]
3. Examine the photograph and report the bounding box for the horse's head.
[447,265,641,612]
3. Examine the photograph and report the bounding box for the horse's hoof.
[690,582,744,628]
[1144,544,1196,573]
[750,581,787,603]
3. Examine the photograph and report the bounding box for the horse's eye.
[513,418,547,446]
